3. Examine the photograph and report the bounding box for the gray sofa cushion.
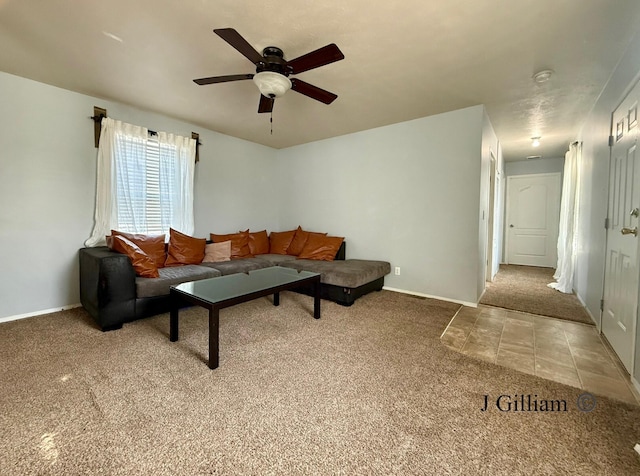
[200,257,272,276]
[280,259,391,289]
[257,254,298,266]
[136,265,221,298]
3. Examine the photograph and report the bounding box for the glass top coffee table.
[169,266,321,369]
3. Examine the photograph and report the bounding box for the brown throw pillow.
[298,234,344,261]
[248,230,270,255]
[202,241,231,263]
[164,228,206,266]
[269,230,296,255]
[109,230,166,268]
[286,226,307,256]
[210,230,252,259]
[287,226,327,256]
[111,235,159,278]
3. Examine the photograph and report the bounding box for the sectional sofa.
[79,231,390,331]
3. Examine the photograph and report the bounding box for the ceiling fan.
[193,28,345,114]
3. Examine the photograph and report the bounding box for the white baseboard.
[0,303,82,324]
[478,287,487,303]
[632,376,640,395]
[573,291,598,327]
[383,286,477,308]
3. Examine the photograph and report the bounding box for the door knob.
[621,227,638,236]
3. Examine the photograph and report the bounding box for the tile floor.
[441,305,640,405]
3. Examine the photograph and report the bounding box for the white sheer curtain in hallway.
[548,141,581,293]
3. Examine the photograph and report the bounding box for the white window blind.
[114,137,177,236]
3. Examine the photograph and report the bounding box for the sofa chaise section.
[279,258,391,306]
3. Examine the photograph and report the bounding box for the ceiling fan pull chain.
[270,111,273,135]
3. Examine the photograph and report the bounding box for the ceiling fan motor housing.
[257,47,290,75]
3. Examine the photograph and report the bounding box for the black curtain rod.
[89,114,200,144]
[90,114,157,136]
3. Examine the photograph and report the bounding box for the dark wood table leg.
[273,291,280,306]
[208,307,220,369]
[314,278,321,319]
[170,292,179,342]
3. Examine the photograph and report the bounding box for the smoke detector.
[532,70,553,83]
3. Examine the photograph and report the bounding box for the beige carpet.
[1,290,639,475]
[480,265,594,325]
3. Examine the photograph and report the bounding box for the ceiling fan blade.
[258,94,274,113]
[287,44,344,74]
[214,28,263,65]
[290,78,338,104]
[193,74,253,85]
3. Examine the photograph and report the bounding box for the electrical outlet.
[394,267,401,276]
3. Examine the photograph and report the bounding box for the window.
[85,118,196,247]
[114,136,176,236]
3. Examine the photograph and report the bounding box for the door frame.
[504,172,562,266]
[486,151,497,281]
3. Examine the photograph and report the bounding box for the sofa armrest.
[79,246,136,330]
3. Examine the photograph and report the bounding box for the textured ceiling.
[1,0,640,161]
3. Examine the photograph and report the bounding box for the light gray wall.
[193,131,278,237]
[276,105,486,305]
[574,27,640,383]
[0,71,495,316]
[0,73,96,319]
[0,71,277,320]
[504,157,565,177]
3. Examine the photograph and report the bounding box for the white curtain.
[157,131,196,235]
[85,118,196,247]
[548,141,581,293]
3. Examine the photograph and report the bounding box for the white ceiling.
[1,0,640,161]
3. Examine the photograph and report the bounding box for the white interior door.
[506,173,561,267]
[602,79,640,373]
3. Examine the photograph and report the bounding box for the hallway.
[441,305,639,405]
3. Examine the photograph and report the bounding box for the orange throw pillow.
[164,228,206,266]
[298,234,344,261]
[247,230,270,255]
[269,230,296,255]
[109,230,166,268]
[210,230,252,259]
[287,226,327,256]
[111,235,159,278]
[287,226,307,256]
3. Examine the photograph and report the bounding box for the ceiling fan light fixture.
[253,71,291,98]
